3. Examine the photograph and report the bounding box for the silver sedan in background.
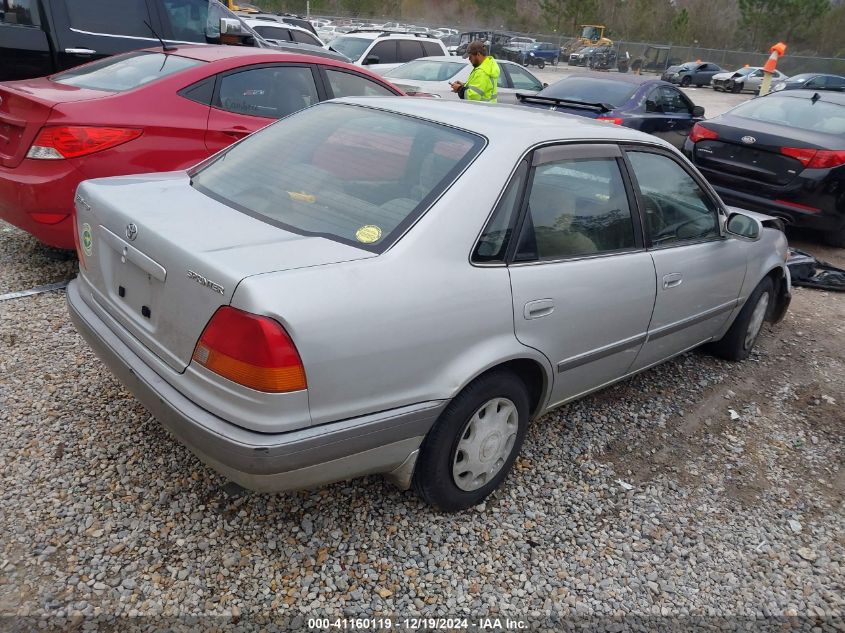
[381,56,545,102]
[68,98,790,511]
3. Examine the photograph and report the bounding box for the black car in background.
[0,0,260,82]
[662,61,723,87]
[516,73,705,149]
[685,90,845,246]
[772,73,845,93]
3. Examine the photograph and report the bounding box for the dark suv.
[1,0,260,82]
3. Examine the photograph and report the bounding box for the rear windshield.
[52,52,203,92]
[330,36,371,61]
[542,77,637,107]
[731,95,845,135]
[191,103,484,253]
[385,60,466,81]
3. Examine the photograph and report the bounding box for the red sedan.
[0,46,402,250]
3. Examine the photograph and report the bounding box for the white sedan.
[382,55,545,103]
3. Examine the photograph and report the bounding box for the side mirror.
[543,82,549,88]
[220,17,245,36]
[692,105,705,117]
[726,212,761,240]
[363,55,380,65]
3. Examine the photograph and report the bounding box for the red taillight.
[596,117,623,125]
[689,123,718,143]
[27,126,142,160]
[781,147,845,169]
[192,307,307,393]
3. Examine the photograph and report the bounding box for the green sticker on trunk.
[81,223,93,257]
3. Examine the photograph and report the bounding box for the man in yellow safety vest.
[450,41,500,103]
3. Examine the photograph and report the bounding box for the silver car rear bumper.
[67,278,444,493]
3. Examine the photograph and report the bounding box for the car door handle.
[64,48,97,55]
[663,273,683,289]
[524,299,555,319]
[222,126,250,138]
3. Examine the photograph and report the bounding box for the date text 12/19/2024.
[308,618,528,630]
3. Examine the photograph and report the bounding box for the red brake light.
[689,123,718,143]
[30,212,70,225]
[596,117,623,125]
[192,307,307,393]
[781,147,845,169]
[27,126,143,160]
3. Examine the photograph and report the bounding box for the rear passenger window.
[325,69,395,97]
[473,161,528,263]
[369,41,397,64]
[627,151,720,246]
[65,0,152,37]
[2,0,40,26]
[515,158,636,261]
[422,41,443,56]
[253,25,292,41]
[397,40,424,63]
[217,66,318,119]
[291,30,319,45]
[507,65,542,91]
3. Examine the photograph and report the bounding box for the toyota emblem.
[125,223,138,241]
[741,135,756,144]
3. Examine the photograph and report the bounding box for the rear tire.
[413,370,530,512]
[708,277,774,361]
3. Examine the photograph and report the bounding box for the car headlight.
[529,52,535,57]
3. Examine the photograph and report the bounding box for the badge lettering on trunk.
[187,270,225,295]
[741,136,756,144]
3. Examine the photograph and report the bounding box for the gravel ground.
[0,219,843,631]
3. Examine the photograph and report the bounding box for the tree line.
[253,0,845,57]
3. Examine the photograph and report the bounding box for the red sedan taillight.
[192,307,307,393]
[781,147,845,169]
[27,126,143,160]
[596,117,623,125]
[689,123,718,143]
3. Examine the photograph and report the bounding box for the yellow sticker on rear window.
[287,191,316,203]
[81,223,93,257]
[355,225,382,244]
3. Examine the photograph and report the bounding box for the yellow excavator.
[225,0,259,13]
[576,25,612,47]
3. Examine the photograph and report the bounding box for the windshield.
[542,77,637,107]
[787,74,814,82]
[581,26,600,40]
[330,36,371,61]
[731,95,845,135]
[52,51,203,92]
[732,67,756,76]
[191,103,484,253]
[385,60,466,81]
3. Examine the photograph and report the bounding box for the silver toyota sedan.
[67,98,791,511]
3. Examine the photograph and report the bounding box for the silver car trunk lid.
[75,172,375,372]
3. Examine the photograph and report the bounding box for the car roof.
[769,89,845,105]
[553,71,666,86]
[334,30,433,40]
[408,56,523,67]
[334,97,673,147]
[136,44,365,68]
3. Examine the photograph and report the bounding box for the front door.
[623,148,747,371]
[507,144,657,405]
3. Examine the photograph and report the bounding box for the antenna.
[144,20,176,52]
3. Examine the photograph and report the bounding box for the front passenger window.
[515,157,636,261]
[627,151,720,246]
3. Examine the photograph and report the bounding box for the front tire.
[681,76,692,87]
[708,277,774,361]
[537,59,545,69]
[413,370,530,512]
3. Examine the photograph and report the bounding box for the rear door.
[624,147,746,371]
[205,63,323,153]
[51,0,164,71]
[506,144,656,405]
[0,0,52,81]
[500,63,543,103]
